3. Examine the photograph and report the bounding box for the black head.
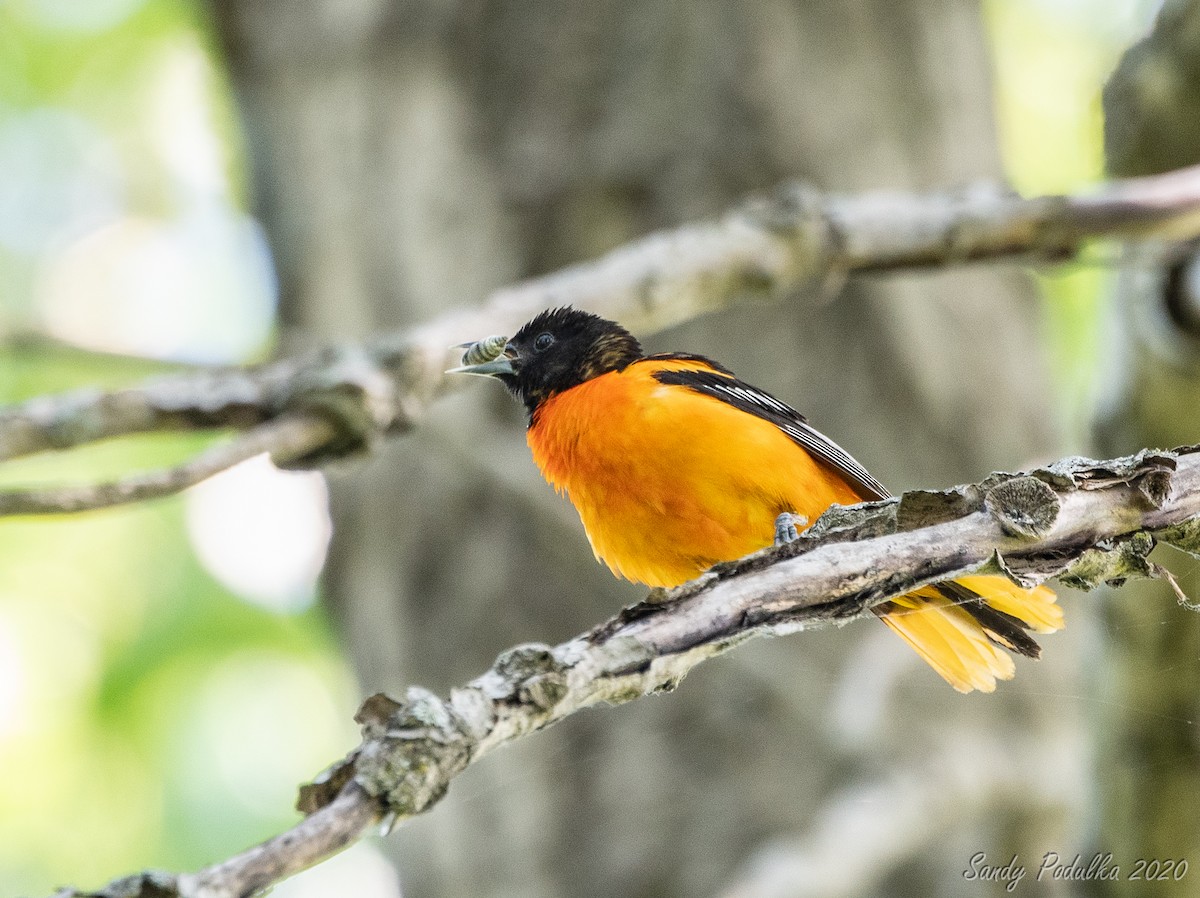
[455,307,642,416]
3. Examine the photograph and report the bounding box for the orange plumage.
[456,308,1062,693]
[528,356,861,587]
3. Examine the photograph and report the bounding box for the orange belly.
[527,359,861,587]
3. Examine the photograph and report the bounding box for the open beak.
[445,338,519,377]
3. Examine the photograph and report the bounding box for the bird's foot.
[774,512,807,545]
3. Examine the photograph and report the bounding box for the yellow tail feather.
[956,575,1063,633]
[876,577,1062,693]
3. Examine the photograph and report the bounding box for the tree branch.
[0,414,334,515]
[8,165,1200,510]
[53,447,1200,898]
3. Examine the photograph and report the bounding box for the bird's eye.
[534,332,555,352]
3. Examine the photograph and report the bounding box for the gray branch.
[54,447,1200,898]
[0,414,334,515]
[8,165,1200,511]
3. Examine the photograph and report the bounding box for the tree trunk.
[209,2,1071,895]
[1096,2,1200,893]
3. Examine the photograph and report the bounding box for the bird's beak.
[446,338,519,377]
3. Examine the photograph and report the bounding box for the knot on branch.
[350,689,476,816]
[274,347,405,468]
[299,644,572,819]
[487,644,570,710]
[984,476,1061,538]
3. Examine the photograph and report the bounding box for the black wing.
[649,355,890,501]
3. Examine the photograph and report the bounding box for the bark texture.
[208,2,1071,895]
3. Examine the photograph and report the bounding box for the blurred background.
[0,0,1193,896]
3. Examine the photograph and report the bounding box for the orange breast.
[526,359,862,587]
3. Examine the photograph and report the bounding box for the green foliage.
[0,3,352,895]
[985,0,1157,439]
[0,498,358,891]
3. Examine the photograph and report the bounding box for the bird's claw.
[774,512,805,545]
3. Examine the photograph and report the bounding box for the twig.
[52,447,1200,898]
[0,415,336,516]
[178,782,381,898]
[52,783,381,898]
[7,166,1200,475]
[1151,561,1200,611]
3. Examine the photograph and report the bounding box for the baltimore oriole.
[453,307,1062,692]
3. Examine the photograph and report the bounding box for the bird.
[451,306,1062,692]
